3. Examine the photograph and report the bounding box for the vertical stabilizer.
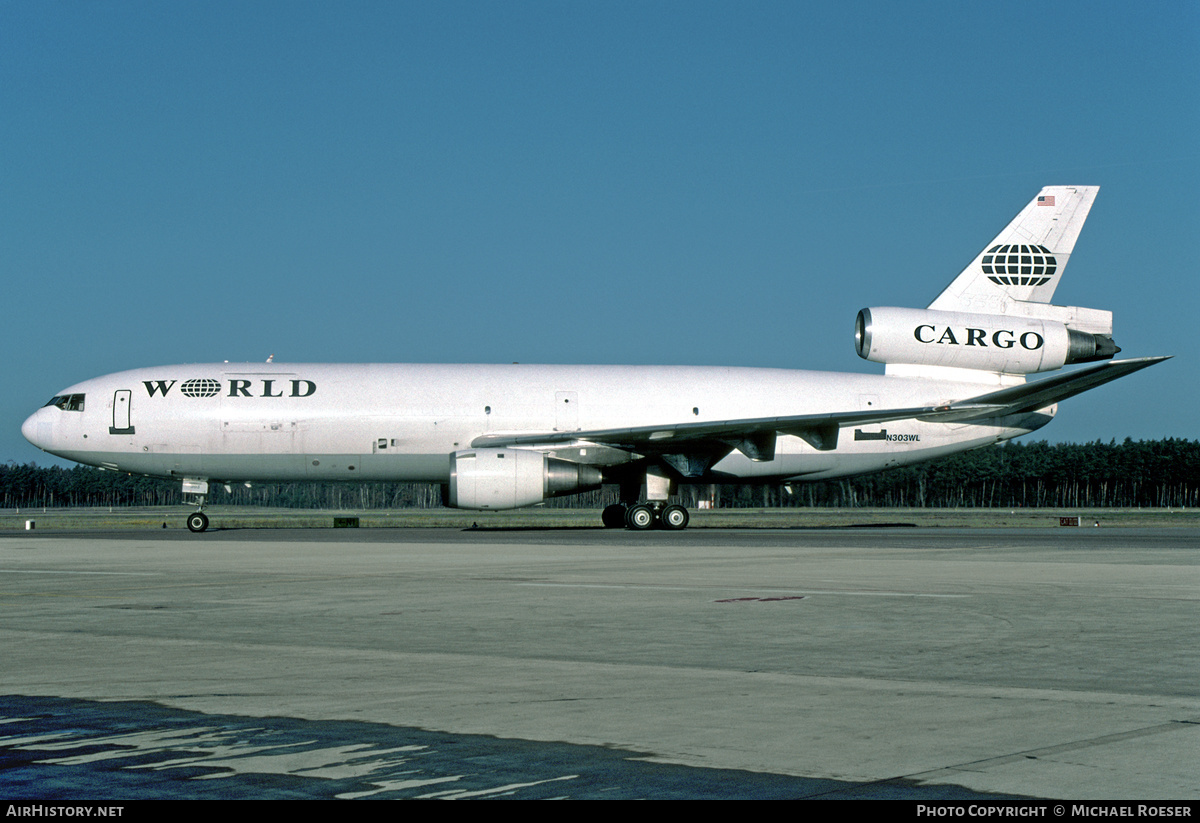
[928,185,1098,314]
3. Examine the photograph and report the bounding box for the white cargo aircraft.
[23,186,1166,531]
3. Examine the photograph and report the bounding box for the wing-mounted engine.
[445,448,603,510]
[855,306,1119,375]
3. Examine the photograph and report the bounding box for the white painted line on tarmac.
[0,569,162,576]
[518,582,968,597]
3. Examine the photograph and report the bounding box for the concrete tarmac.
[1,526,1196,799]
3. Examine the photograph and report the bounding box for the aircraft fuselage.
[22,362,1050,486]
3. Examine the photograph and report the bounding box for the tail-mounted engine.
[445,448,603,510]
[855,307,1119,374]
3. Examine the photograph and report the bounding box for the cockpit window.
[44,394,85,412]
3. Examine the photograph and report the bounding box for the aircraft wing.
[471,357,1168,462]
[475,404,934,455]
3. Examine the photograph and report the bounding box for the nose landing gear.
[182,479,210,533]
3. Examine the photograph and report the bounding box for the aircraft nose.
[22,408,50,451]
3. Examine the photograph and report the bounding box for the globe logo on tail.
[982,244,1057,286]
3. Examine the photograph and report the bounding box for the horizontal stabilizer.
[923,356,1170,422]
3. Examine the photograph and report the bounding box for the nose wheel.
[186,511,210,533]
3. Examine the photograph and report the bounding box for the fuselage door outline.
[110,389,135,435]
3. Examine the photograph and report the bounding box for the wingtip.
[1107,355,1172,366]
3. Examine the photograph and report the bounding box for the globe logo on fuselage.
[180,379,222,398]
[981,244,1057,287]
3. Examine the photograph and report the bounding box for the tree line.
[3,438,1197,511]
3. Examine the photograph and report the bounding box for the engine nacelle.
[855,307,1119,374]
[445,448,604,510]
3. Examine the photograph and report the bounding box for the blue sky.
[4,1,1197,466]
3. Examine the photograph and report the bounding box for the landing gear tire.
[186,512,209,533]
[601,504,627,528]
[625,504,656,531]
[660,504,689,530]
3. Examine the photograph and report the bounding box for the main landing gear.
[601,467,691,530]
[600,502,690,530]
